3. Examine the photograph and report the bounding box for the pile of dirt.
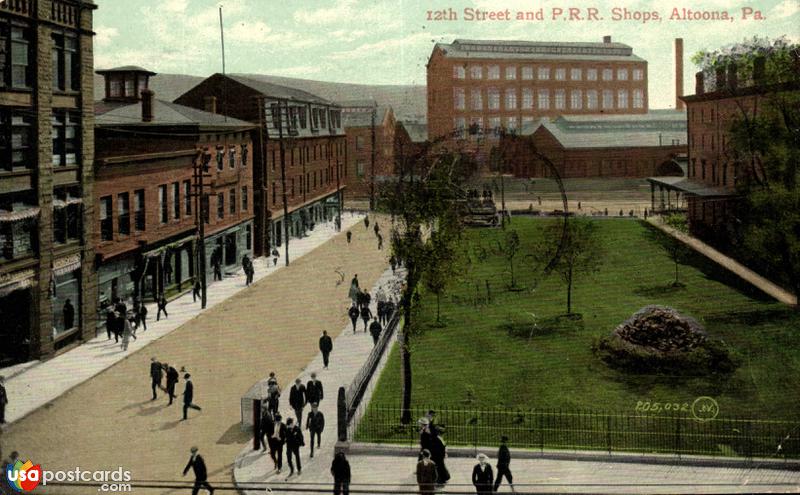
[614,306,707,353]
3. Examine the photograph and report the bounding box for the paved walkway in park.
[0,212,393,494]
[647,217,797,306]
[1,213,364,425]
[234,266,404,493]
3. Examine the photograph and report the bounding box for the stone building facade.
[0,0,97,366]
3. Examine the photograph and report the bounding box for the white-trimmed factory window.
[617,68,628,81]
[488,65,500,80]
[505,89,517,110]
[587,68,598,81]
[633,89,644,108]
[570,68,582,80]
[602,89,614,109]
[505,66,517,80]
[521,66,533,80]
[453,65,465,79]
[453,87,465,110]
[633,68,644,81]
[471,89,483,110]
[522,88,533,109]
[555,68,566,81]
[571,90,583,109]
[617,90,629,109]
[602,68,613,81]
[554,89,565,110]
[537,89,550,109]
[487,88,500,110]
[537,66,550,80]
[587,90,598,109]
[470,65,482,79]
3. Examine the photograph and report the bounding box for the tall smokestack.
[141,89,154,123]
[675,38,684,109]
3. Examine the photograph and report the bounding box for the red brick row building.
[94,67,254,306]
[175,74,346,257]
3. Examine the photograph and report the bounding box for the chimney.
[715,66,727,91]
[204,96,217,114]
[141,89,154,123]
[603,35,612,44]
[695,71,705,95]
[727,64,738,90]
[753,56,766,85]
[674,38,685,109]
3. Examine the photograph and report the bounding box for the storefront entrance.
[0,288,32,367]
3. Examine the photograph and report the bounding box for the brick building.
[427,37,649,145]
[339,100,412,202]
[0,0,97,366]
[175,74,346,257]
[648,62,799,240]
[94,67,255,309]
[500,111,686,179]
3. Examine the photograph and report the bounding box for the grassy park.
[358,218,800,454]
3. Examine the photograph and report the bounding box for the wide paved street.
[2,215,391,493]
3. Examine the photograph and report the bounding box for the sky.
[94,0,800,109]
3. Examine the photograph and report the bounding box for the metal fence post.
[675,416,681,460]
[337,387,347,442]
[606,414,612,454]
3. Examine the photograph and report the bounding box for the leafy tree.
[647,214,691,286]
[693,37,800,303]
[422,227,461,325]
[383,142,471,423]
[535,219,604,315]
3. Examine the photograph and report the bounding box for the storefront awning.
[144,234,197,258]
[53,254,82,277]
[53,197,84,209]
[0,269,36,297]
[0,207,40,223]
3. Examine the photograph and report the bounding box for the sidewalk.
[647,217,797,306]
[233,265,404,493]
[1,213,365,426]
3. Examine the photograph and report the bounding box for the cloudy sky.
[95,0,799,109]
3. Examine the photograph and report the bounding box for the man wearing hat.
[471,453,493,495]
[181,373,202,420]
[494,436,514,492]
[305,402,325,458]
[269,413,287,474]
[306,373,323,405]
[149,357,163,401]
[416,449,438,495]
[289,378,307,426]
[182,446,214,495]
[285,417,304,477]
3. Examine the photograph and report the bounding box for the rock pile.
[613,305,706,354]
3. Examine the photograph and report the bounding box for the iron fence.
[354,405,800,460]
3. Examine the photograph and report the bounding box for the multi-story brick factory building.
[175,75,346,257]
[427,37,649,144]
[94,67,255,308]
[0,0,97,366]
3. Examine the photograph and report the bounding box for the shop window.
[0,110,33,172]
[134,189,145,231]
[0,22,33,89]
[117,192,130,236]
[100,196,113,241]
[52,33,79,92]
[52,111,79,167]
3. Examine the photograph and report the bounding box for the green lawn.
[364,219,800,428]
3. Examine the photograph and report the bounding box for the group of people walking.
[148,357,201,419]
[347,276,397,345]
[258,371,326,479]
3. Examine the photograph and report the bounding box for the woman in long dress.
[121,315,134,351]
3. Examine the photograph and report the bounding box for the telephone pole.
[278,101,290,266]
[370,104,377,211]
[192,149,212,309]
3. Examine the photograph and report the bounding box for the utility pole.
[192,149,212,309]
[370,104,377,211]
[278,100,290,266]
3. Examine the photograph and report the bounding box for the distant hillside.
[93,73,426,122]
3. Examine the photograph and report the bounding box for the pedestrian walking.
[306,373,323,405]
[350,274,359,289]
[63,298,74,330]
[0,375,7,424]
[156,294,168,321]
[331,452,351,495]
[242,255,254,286]
[121,316,134,351]
[269,413,287,474]
[285,417,304,478]
[472,453,493,495]
[306,402,324,458]
[289,378,307,425]
[385,299,396,323]
[416,449,438,495]
[389,255,397,274]
[150,357,163,400]
[181,373,202,420]
[193,279,201,302]
[364,215,369,229]
[362,289,372,309]
[346,231,352,244]
[136,302,148,331]
[360,305,372,332]
[348,304,359,333]
[494,436,515,492]
[369,317,382,346]
[182,447,214,495]
[373,222,379,237]
[319,330,333,368]
[430,432,450,484]
[259,405,274,452]
[267,372,281,415]
[165,363,179,405]
[212,252,222,281]
[377,233,383,250]
[272,247,280,267]
[105,306,116,341]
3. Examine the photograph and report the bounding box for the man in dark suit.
[165,364,179,405]
[288,378,307,425]
[306,373,323,405]
[306,402,324,458]
[348,305,359,333]
[149,357,163,400]
[369,317,382,346]
[285,417,304,477]
[494,436,514,492]
[63,299,74,329]
[182,447,214,495]
[181,373,202,420]
[269,414,287,474]
[319,331,333,369]
[359,305,372,332]
[330,452,351,495]
[472,453,493,495]
[259,405,275,452]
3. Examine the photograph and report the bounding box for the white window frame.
[587,90,598,109]
[487,88,500,110]
[554,89,566,110]
[453,65,465,79]
[488,65,500,80]
[505,66,517,80]
[453,87,465,110]
[633,68,644,81]
[602,68,613,81]
[602,89,614,109]
[537,66,550,80]
[470,66,482,79]
[505,89,517,110]
[522,88,534,109]
[617,68,628,81]
[537,90,550,110]
[521,66,534,80]
[571,90,583,109]
[587,68,598,81]
[555,68,566,81]
[570,68,582,80]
